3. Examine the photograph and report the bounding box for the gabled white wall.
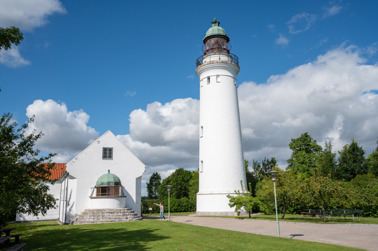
[66,131,145,218]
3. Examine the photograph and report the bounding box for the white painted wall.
[90,197,126,209]
[196,53,247,215]
[65,131,145,221]
[16,182,61,221]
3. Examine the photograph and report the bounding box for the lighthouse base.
[196,192,238,216]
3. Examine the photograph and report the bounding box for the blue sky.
[1,0,378,194]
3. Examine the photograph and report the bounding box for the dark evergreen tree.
[367,141,378,176]
[287,132,322,175]
[316,141,337,177]
[335,139,368,181]
[146,172,161,199]
[249,157,276,196]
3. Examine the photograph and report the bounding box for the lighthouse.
[196,19,247,215]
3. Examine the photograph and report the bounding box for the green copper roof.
[203,18,229,43]
[96,170,121,187]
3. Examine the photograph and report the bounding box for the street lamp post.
[270,171,280,237]
[167,185,172,221]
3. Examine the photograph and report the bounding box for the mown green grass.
[2,220,363,251]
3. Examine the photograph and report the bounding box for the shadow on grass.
[15,222,169,250]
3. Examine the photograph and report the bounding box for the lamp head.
[269,171,279,182]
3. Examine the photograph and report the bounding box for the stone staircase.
[71,208,142,225]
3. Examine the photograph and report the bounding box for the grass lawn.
[2,220,363,251]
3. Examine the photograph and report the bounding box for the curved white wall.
[90,197,127,209]
[196,54,247,215]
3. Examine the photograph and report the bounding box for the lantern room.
[203,18,231,55]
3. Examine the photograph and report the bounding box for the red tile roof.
[44,163,66,180]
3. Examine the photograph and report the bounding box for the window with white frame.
[102,147,113,160]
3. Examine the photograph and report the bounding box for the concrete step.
[71,208,142,225]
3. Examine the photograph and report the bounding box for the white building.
[196,19,247,215]
[16,131,146,224]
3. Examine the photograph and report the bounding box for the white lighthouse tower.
[196,19,247,215]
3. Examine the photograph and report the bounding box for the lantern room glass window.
[96,186,120,197]
[205,37,229,54]
[102,147,113,160]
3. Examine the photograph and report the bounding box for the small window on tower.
[200,126,203,138]
[200,160,203,173]
[207,77,210,84]
[102,147,113,160]
[216,75,220,83]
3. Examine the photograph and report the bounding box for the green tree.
[0,113,56,227]
[256,168,303,218]
[170,168,192,199]
[227,182,260,217]
[335,139,368,181]
[146,172,161,199]
[275,169,303,218]
[250,157,276,196]
[316,141,337,177]
[346,174,378,217]
[367,141,378,176]
[188,170,199,208]
[299,172,347,222]
[157,168,196,212]
[287,132,322,175]
[0,26,23,51]
[157,168,193,200]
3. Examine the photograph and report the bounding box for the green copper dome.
[96,170,121,187]
[203,18,229,43]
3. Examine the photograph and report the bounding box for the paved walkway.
[170,216,378,251]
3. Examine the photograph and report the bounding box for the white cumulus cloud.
[25,99,98,162]
[238,46,378,165]
[0,0,65,67]
[0,46,30,67]
[0,0,66,32]
[118,98,199,168]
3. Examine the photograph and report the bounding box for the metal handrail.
[195,52,239,67]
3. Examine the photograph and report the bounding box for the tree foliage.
[335,139,368,181]
[188,170,199,207]
[227,182,260,217]
[256,168,303,218]
[299,172,347,221]
[146,172,161,199]
[316,141,337,177]
[367,141,378,176]
[287,132,322,175]
[0,113,56,227]
[0,26,24,51]
[249,157,276,196]
[156,168,197,212]
[346,174,378,217]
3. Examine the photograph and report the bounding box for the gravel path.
[170,216,378,250]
